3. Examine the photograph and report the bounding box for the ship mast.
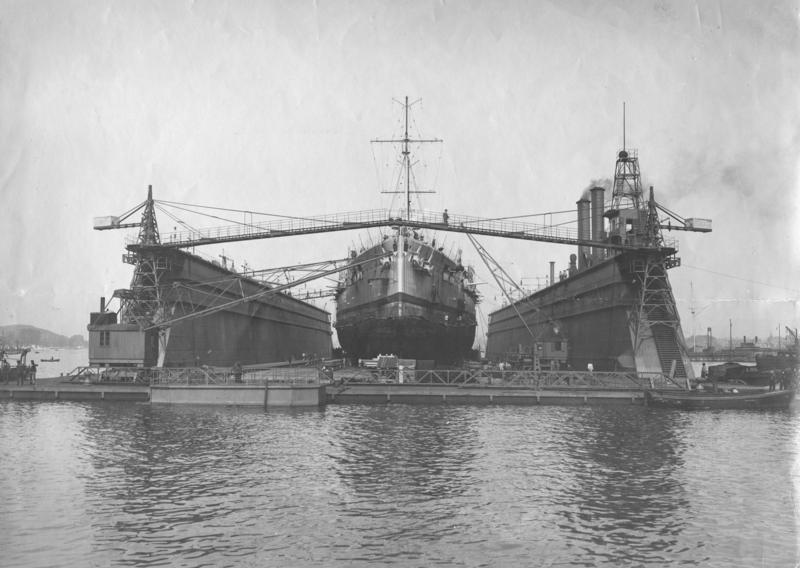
[372,96,442,221]
[403,96,412,219]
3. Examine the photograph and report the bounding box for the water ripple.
[0,401,797,567]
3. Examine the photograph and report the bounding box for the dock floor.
[0,377,150,402]
[327,383,646,406]
[0,373,764,407]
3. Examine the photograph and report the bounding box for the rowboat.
[644,388,795,410]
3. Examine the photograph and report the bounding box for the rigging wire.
[681,264,800,294]
[156,200,341,226]
[155,204,201,235]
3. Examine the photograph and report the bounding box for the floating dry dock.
[0,367,709,407]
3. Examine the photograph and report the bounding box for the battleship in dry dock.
[485,143,711,379]
[88,187,332,368]
[334,98,479,362]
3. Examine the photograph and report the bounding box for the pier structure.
[0,365,698,407]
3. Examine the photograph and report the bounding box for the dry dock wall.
[150,384,326,407]
[1,383,644,406]
[327,385,645,406]
[0,386,150,402]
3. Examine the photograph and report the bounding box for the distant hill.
[0,325,87,348]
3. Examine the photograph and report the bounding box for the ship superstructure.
[334,98,478,362]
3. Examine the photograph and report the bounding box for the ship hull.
[335,235,477,362]
[486,252,694,378]
[89,249,332,368]
[336,295,476,361]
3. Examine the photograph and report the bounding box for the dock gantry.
[97,204,708,254]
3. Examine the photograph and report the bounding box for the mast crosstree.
[371,96,442,220]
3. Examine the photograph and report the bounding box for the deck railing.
[336,367,679,390]
[125,207,667,253]
[65,364,679,390]
[148,366,325,386]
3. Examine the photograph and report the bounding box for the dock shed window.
[99,331,110,346]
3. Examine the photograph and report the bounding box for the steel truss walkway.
[123,208,677,254]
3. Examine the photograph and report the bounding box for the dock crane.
[785,326,798,348]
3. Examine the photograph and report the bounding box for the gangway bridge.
[98,207,696,254]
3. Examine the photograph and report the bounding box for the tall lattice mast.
[371,96,442,220]
[608,107,691,379]
[136,185,160,246]
[119,186,167,328]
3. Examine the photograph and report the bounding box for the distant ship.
[88,187,332,368]
[486,145,710,379]
[334,98,478,363]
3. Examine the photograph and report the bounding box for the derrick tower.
[118,186,169,330]
[606,146,689,378]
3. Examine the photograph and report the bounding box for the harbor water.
[22,347,88,379]
[1,401,797,567]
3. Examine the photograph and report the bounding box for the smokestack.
[590,186,605,260]
[100,297,106,312]
[549,261,555,287]
[577,198,591,270]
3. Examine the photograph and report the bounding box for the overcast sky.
[1,0,798,348]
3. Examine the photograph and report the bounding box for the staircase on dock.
[650,318,688,379]
[630,256,690,379]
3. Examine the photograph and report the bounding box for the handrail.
[336,368,678,390]
[64,365,679,390]
[125,208,675,254]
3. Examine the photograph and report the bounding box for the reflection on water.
[0,401,797,567]
[557,409,691,565]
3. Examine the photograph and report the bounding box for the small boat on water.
[40,357,60,362]
[645,388,795,410]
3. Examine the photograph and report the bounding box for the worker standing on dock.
[442,209,449,225]
[700,363,707,380]
[16,360,25,386]
[232,361,243,383]
[29,360,37,385]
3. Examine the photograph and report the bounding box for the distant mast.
[372,96,442,221]
[623,101,626,152]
